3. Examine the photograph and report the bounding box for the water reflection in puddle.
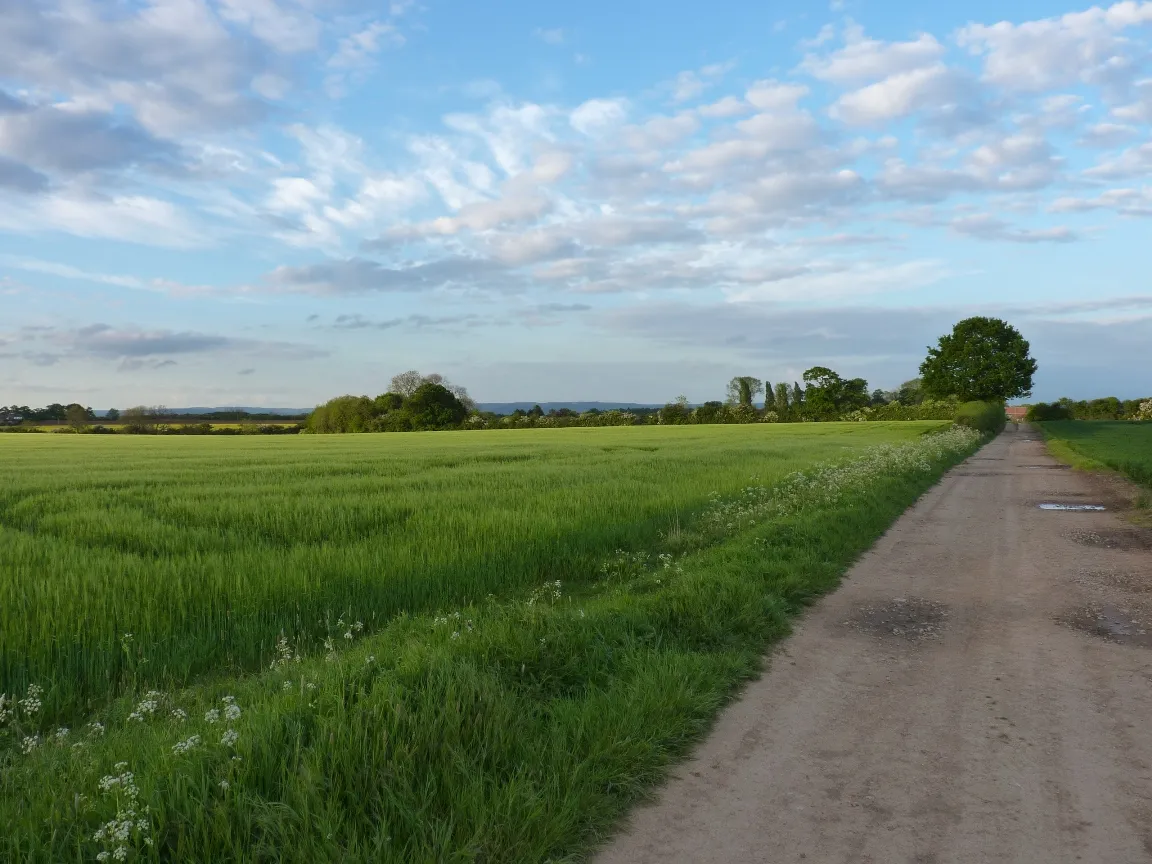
[1039,503,1106,511]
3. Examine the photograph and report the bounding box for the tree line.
[0,404,303,434]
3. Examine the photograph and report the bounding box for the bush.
[1024,402,1073,422]
[955,400,1006,434]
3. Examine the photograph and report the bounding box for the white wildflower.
[218,779,230,791]
[21,735,40,754]
[220,728,239,747]
[270,635,300,669]
[170,708,187,722]
[220,695,240,720]
[19,683,43,716]
[171,735,201,755]
[53,726,69,742]
[204,709,220,724]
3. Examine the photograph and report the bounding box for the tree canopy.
[920,317,1037,402]
[725,376,763,407]
[801,367,869,418]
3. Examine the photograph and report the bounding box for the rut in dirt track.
[595,424,1152,864]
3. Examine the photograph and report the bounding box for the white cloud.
[1112,78,1152,122]
[950,214,1079,243]
[216,0,321,53]
[957,2,1152,93]
[745,81,809,111]
[831,64,956,125]
[570,98,629,136]
[622,112,700,151]
[667,62,734,103]
[326,21,404,96]
[725,259,949,302]
[1084,142,1152,178]
[697,96,749,118]
[1050,186,1152,216]
[1078,121,1139,147]
[802,27,944,83]
[0,189,204,247]
[444,103,555,176]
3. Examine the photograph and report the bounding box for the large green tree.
[405,383,468,430]
[920,317,1037,402]
[801,367,870,418]
[725,376,763,407]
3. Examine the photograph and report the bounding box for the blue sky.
[1,0,1151,408]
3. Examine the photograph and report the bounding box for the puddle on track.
[1066,604,1152,648]
[1039,503,1107,511]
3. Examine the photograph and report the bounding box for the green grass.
[1038,421,1152,490]
[0,422,979,862]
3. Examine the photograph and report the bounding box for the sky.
[1,0,1151,409]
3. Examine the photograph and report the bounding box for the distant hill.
[95,407,310,417]
[477,402,662,415]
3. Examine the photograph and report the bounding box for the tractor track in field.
[595,424,1152,864]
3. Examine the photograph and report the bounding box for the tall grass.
[1,423,944,727]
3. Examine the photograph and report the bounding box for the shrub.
[955,400,1006,434]
[1024,402,1073,422]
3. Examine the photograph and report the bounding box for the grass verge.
[1,428,981,863]
[1037,421,1152,510]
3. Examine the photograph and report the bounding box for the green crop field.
[1,422,981,862]
[1039,420,1152,490]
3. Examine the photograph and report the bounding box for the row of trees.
[306,368,961,434]
[1028,397,1152,422]
[1,403,97,427]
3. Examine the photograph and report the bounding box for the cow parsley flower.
[171,735,201,755]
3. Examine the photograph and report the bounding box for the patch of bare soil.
[1074,569,1152,594]
[843,597,948,642]
[1067,528,1152,551]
